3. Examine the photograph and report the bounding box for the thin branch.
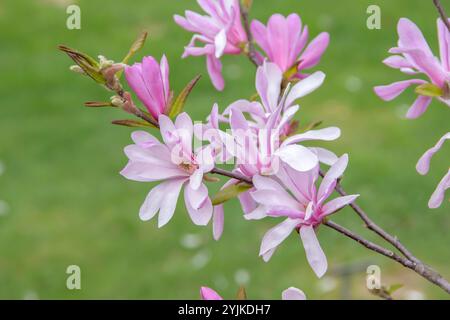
[433,0,450,33]
[324,220,450,294]
[239,2,261,67]
[211,167,253,184]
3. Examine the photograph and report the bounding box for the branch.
[324,220,450,294]
[239,2,261,67]
[433,0,450,33]
[211,167,253,184]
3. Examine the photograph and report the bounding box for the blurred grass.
[0,0,449,299]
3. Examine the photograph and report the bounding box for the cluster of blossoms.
[61,0,449,300]
[175,0,329,90]
[375,18,449,208]
[119,0,358,286]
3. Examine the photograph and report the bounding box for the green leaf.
[117,31,148,78]
[415,83,443,97]
[297,120,323,133]
[168,75,201,118]
[112,119,154,128]
[58,45,105,84]
[212,183,252,206]
[387,283,403,295]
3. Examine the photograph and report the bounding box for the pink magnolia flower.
[251,155,359,278]
[120,113,215,227]
[174,0,247,91]
[206,62,338,240]
[125,56,171,120]
[200,286,306,300]
[251,13,329,77]
[374,18,450,119]
[416,133,449,208]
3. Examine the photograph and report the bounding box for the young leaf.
[58,45,105,84]
[415,83,443,97]
[212,183,252,206]
[168,75,201,118]
[84,101,115,108]
[387,283,403,295]
[112,119,154,128]
[117,31,148,78]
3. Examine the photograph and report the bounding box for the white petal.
[259,218,300,256]
[286,71,326,107]
[282,287,307,300]
[214,29,227,58]
[157,179,185,228]
[275,145,319,172]
[300,226,328,278]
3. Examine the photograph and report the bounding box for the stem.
[433,0,450,33]
[211,167,253,184]
[239,2,261,67]
[321,170,419,264]
[324,220,450,294]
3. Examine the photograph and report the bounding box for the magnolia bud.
[70,65,85,74]
[110,95,125,108]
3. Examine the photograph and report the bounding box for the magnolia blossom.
[120,113,215,227]
[204,62,338,239]
[174,0,247,90]
[374,18,450,119]
[250,155,359,278]
[125,56,171,120]
[416,133,450,208]
[251,13,329,77]
[220,62,339,176]
[200,286,306,300]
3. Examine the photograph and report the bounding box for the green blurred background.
[0,0,449,299]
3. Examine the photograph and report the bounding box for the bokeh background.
[0,0,449,299]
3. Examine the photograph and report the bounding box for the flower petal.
[374,79,426,101]
[213,205,224,240]
[406,95,432,119]
[285,71,326,107]
[259,218,300,257]
[200,287,223,300]
[185,188,213,226]
[282,127,340,147]
[429,169,450,209]
[321,195,359,216]
[300,225,327,278]
[282,287,307,300]
[207,54,225,91]
[416,132,450,175]
[214,28,227,58]
[318,154,349,202]
[298,32,329,70]
[275,144,319,172]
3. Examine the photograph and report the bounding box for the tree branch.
[324,220,450,294]
[433,0,450,33]
[239,2,261,67]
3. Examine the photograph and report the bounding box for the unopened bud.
[70,65,85,74]
[98,55,114,69]
[110,95,125,108]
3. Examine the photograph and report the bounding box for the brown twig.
[239,2,261,67]
[324,220,450,294]
[433,0,450,33]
